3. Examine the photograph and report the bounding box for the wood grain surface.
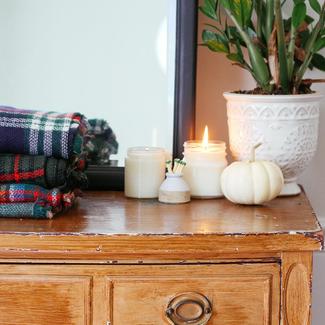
[0,191,321,235]
[0,263,280,325]
[281,252,313,325]
[0,274,91,325]
[0,191,321,260]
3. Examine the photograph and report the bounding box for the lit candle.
[125,147,166,198]
[183,126,227,198]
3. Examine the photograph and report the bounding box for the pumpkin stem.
[250,143,262,162]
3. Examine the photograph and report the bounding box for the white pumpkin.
[221,144,284,205]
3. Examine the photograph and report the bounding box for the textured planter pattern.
[224,93,323,195]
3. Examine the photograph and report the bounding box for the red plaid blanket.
[0,184,75,208]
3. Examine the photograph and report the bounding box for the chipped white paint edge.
[317,215,325,253]
[318,216,325,229]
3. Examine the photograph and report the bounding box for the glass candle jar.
[183,141,227,198]
[125,147,166,198]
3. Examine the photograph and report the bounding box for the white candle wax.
[183,141,227,198]
[125,147,166,198]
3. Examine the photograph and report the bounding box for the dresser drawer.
[0,274,91,325]
[0,263,280,325]
[109,263,280,325]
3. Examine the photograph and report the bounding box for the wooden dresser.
[0,191,322,325]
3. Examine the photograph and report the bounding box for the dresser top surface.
[0,190,321,236]
[0,191,322,257]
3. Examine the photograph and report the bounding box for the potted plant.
[200,0,325,195]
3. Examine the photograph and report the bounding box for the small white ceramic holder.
[159,173,191,204]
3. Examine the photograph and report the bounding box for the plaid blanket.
[0,184,76,219]
[0,154,88,189]
[0,106,88,159]
[0,202,56,219]
[0,184,74,206]
[84,119,118,165]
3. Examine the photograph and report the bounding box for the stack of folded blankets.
[0,106,88,219]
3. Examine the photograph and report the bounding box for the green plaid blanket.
[0,203,54,219]
[0,154,88,190]
[0,106,88,159]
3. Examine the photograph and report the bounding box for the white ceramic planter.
[224,92,324,196]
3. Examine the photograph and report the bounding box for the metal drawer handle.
[166,292,212,325]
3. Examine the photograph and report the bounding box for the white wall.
[196,4,325,324]
[313,252,325,324]
[300,77,325,224]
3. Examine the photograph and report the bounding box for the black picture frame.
[86,0,198,191]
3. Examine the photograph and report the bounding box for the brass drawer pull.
[166,292,212,325]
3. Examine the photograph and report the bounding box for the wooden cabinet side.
[281,252,313,325]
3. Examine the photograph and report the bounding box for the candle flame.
[202,126,209,148]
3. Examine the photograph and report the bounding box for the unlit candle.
[125,147,166,198]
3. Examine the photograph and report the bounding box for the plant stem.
[268,26,280,86]
[265,0,275,43]
[275,0,290,93]
[287,24,297,80]
[255,0,263,40]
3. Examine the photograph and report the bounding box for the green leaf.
[305,15,315,25]
[284,18,292,31]
[220,0,231,11]
[311,53,325,71]
[226,25,246,47]
[235,40,244,62]
[300,30,310,47]
[204,23,226,36]
[292,3,307,28]
[314,37,325,51]
[309,0,321,14]
[204,28,229,45]
[220,0,253,28]
[247,27,257,38]
[202,30,230,53]
[221,0,271,90]
[226,40,245,64]
[238,0,254,28]
[227,53,242,62]
[199,0,219,20]
[226,25,240,38]
[288,3,306,80]
[199,7,216,20]
[204,40,229,52]
[293,0,325,90]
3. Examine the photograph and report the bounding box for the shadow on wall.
[196,1,325,218]
[312,251,325,325]
[299,79,325,219]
